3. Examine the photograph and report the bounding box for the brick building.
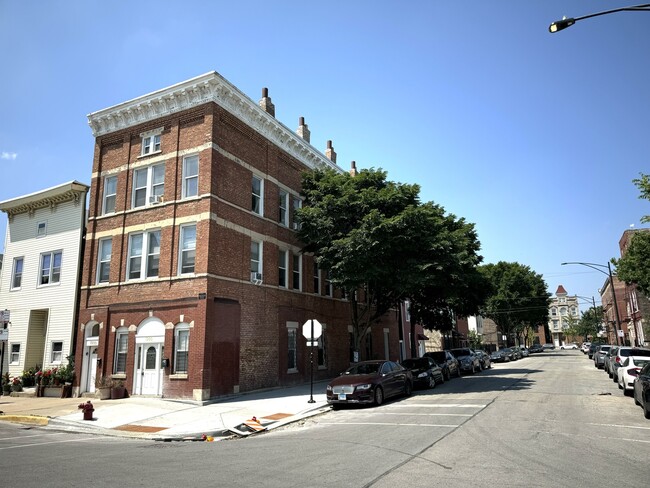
[618,229,650,346]
[75,71,401,401]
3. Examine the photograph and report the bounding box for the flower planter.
[42,386,63,398]
[97,387,111,400]
[110,386,126,399]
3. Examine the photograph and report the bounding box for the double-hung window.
[313,262,320,294]
[291,196,302,230]
[179,224,196,274]
[278,250,288,288]
[324,271,332,297]
[40,251,62,285]
[252,175,263,215]
[51,341,63,363]
[37,222,47,237]
[182,155,199,199]
[114,330,128,374]
[279,189,289,226]
[287,323,298,372]
[133,163,165,208]
[11,257,23,289]
[292,253,301,291]
[127,230,160,280]
[97,238,112,284]
[141,133,161,156]
[103,175,117,214]
[174,325,190,374]
[10,343,20,364]
[250,240,262,282]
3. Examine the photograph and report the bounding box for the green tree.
[468,330,483,350]
[297,167,486,358]
[479,262,550,347]
[577,305,604,341]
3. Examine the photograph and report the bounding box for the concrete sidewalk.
[0,381,330,441]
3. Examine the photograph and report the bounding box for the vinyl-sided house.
[0,181,89,379]
[78,71,402,401]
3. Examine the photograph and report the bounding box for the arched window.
[174,323,190,374]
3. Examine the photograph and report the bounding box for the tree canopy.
[296,167,486,356]
[479,261,550,346]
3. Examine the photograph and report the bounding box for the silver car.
[594,345,613,369]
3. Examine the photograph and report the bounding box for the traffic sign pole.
[308,319,315,403]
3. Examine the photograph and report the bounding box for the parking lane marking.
[0,433,61,441]
[319,422,459,428]
[388,404,487,408]
[375,412,473,417]
[586,422,650,431]
[0,437,100,450]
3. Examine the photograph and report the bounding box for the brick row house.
[76,71,417,401]
[618,229,649,346]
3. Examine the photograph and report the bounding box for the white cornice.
[0,181,89,219]
[87,71,342,173]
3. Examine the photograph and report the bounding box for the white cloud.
[1,152,17,160]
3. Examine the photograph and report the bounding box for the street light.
[549,3,650,33]
[561,262,623,345]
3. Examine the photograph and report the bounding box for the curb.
[0,415,49,426]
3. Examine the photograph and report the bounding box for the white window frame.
[405,300,411,322]
[250,240,263,282]
[127,230,161,280]
[102,175,117,214]
[141,132,161,156]
[10,343,20,364]
[51,341,63,364]
[182,155,199,199]
[39,251,62,286]
[179,224,197,275]
[11,257,23,289]
[324,271,333,297]
[252,175,264,216]
[132,163,165,208]
[114,329,128,374]
[278,249,288,288]
[292,253,302,291]
[551,308,557,316]
[174,324,190,374]
[291,196,302,230]
[97,238,112,284]
[37,221,47,238]
[560,307,567,316]
[279,189,289,226]
[313,262,321,295]
[287,322,298,373]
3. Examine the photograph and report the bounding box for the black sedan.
[633,362,650,419]
[402,357,444,389]
[326,360,413,409]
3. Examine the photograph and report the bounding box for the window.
[11,257,23,289]
[97,238,112,284]
[560,307,567,316]
[292,253,301,290]
[133,163,165,208]
[287,323,298,372]
[103,176,117,214]
[324,271,332,297]
[551,308,557,316]
[405,300,411,322]
[250,240,262,281]
[313,262,321,294]
[279,189,289,226]
[10,343,20,364]
[40,251,62,285]
[51,341,63,363]
[291,196,302,230]
[179,224,196,274]
[141,133,161,156]
[174,325,190,373]
[182,155,199,199]
[278,250,288,287]
[252,175,263,215]
[114,330,128,374]
[570,307,577,316]
[37,221,47,237]
[317,326,327,368]
[552,320,559,330]
[127,230,160,280]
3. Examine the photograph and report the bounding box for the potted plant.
[95,375,112,400]
[11,376,23,392]
[1,372,11,396]
[110,379,126,399]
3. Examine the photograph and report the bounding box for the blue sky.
[1,1,649,311]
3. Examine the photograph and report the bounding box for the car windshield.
[631,349,650,357]
[425,352,445,362]
[600,346,612,353]
[345,363,380,375]
[452,349,472,357]
[402,358,429,369]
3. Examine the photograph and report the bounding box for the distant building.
[548,285,580,347]
[618,229,650,346]
[599,274,628,346]
[0,182,89,380]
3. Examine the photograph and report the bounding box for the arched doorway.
[133,317,164,395]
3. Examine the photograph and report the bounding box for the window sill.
[112,374,127,380]
[170,374,188,380]
[138,150,162,159]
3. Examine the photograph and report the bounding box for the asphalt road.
[1,351,648,487]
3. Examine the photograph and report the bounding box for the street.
[1,351,648,487]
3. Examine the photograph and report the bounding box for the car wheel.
[612,374,617,383]
[634,391,641,406]
[428,376,436,389]
[404,381,412,397]
[444,369,450,381]
[439,373,445,384]
[456,367,461,378]
[374,386,384,406]
[332,403,342,411]
[644,396,650,420]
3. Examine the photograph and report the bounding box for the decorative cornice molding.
[88,71,342,173]
[0,181,89,221]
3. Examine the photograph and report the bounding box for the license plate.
[338,393,347,401]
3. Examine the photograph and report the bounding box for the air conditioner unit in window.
[250,272,263,285]
[149,195,164,204]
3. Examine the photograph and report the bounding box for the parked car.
[474,350,492,369]
[529,344,543,354]
[581,342,591,354]
[593,345,613,369]
[633,362,650,419]
[542,344,555,351]
[490,350,507,363]
[401,357,444,389]
[520,347,530,357]
[326,360,413,409]
[500,347,516,362]
[560,343,578,350]
[424,350,460,380]
[510,347,523,360]
[604,346,620,376]
[588,343,603,359]
[449,348,481,374]
[618,356,650,394]
[610,347,650,383]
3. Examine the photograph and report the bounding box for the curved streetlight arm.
[561,261,609,276]
[549,3,650,33]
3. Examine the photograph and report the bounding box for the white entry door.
[86,347,98,393]
[135,343,162,395]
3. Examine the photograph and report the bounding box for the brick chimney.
[259,87,275,117]
[325,140,336,163]
[350,160,357,177]
[296,117,310,143]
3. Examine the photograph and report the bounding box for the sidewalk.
[0,381,330,441]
